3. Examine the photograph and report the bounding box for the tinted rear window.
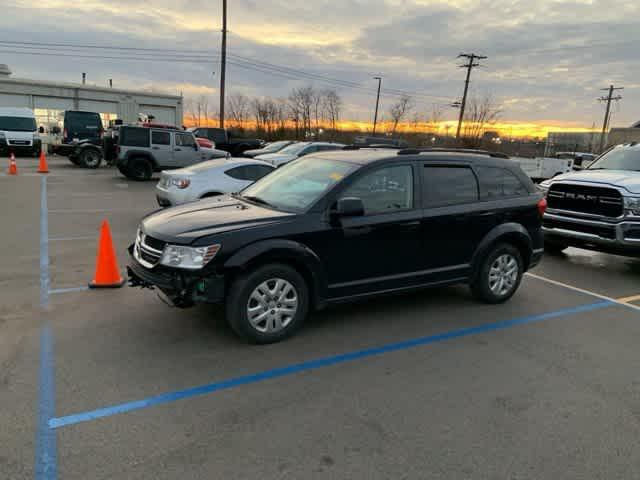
[423,166,479,207]
[476,166,528,200]
[120,127,150,148]
[65,111,102,133]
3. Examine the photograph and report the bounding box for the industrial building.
[0,64,183,130]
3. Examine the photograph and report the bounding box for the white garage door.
[138,105,177,125]
[0,93,30,108]
[34,96,74,110]
[79,100,118,115]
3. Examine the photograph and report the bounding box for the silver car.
[155,158,275,207]
[256,141,345,167]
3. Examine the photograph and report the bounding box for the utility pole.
[109,79,113,88]
[455,53,487,139]
[219,0,227,129]
[598,84,623,152]
[372,76,382,136]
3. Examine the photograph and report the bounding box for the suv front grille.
[547,184,623,218]
[134,230,165,268]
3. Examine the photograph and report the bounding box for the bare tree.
[462,94,502,146]
[389,94,414,134]
[228,93,250,129]
[427,104,443,134]
[322,89,342,132]
[288,86,314,137]
[197,95,210,127]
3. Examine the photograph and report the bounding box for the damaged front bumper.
[127,245,225,307]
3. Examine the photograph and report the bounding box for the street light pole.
[372,76,382,136]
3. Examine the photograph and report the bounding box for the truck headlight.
[538,181,551,197]
[624,197,640,216]
[160,244,221,270]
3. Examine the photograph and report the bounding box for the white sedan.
[155,158,275,207]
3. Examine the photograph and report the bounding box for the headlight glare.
[624,197,640,216]
[160,244,221,269]
[171,178,191,189]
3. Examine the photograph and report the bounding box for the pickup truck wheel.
[127,157,153,181]
[80,149,102,169]
[226,264,309,344]
[471,243,523,304]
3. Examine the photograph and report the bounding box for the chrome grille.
[547,184,623,218]
[133,229,165,268]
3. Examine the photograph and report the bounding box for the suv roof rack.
[397,148,509,159]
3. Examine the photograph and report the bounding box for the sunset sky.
[2,0,639,137]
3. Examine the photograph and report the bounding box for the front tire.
[471,243,524,304]
[226,264,309,344]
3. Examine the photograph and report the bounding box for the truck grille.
[547,184,623,218]
[133,230,166,268]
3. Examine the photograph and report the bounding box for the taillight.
[63,128,68,139]
[537,197,547,217]
[116,145,120,155]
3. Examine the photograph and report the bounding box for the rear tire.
[125,157,153,181]
[471,243,524,304]
[80,149,102,169]
[226,264,309,344]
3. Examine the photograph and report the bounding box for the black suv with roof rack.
[128,148,545,344]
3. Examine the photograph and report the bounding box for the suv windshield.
[588,146,640,171]
[240,158,357,212]
[0,116,36,132]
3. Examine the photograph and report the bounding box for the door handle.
[399,220,421,230]
[152,146,160,150]
[174,148,182,151]
[474,211,496,217]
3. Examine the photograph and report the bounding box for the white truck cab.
[0,108,41,156]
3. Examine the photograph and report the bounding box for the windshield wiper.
[235,194,273,208]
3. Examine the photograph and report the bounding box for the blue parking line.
[36,176,58,479]
[35,325,57,480]
[49,300,613,430]
[40,176,50,309]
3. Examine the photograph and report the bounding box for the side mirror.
[335,197,365,217]
[572,165,584,171]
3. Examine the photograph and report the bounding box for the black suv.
[128,149,545,343]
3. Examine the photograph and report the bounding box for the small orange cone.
[8,153,17,175]
[38,150,49,174]
[89,220,125,288]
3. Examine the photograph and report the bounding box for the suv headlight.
[160,244,221,270]
[0,132,5,140]
[624,197,640,216]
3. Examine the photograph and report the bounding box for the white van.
[0,108,40,156]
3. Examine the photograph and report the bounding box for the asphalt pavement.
[1,155,639,479]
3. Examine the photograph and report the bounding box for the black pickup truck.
[189,127,264,157]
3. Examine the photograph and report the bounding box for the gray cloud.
[1,0,639,126]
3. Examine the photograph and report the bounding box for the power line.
[455,53,487,139]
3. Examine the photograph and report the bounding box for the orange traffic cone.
[89,220,125,288]
[38,150,49,174]
[8,153,17,175]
